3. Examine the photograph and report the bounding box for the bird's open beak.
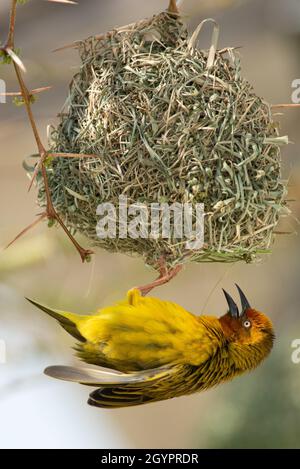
[235,284,251,312]
[222,285,251,318]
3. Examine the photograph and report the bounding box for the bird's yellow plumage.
[77,289,220,370]
[27,285,274,408]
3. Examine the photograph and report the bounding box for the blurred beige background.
[0,0,300,449]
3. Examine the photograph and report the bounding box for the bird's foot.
[136,257,183,296]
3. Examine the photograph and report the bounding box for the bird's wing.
[44,364,175,386]
[77,290,217,371]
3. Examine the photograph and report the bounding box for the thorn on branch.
[0,86,52,97]
[28,154,48,192]
[47,0,78,4]
[52,41,81,53]
[4,213,47,250]
[271,104,300,109]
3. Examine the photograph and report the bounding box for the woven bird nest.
[37,11,287,269]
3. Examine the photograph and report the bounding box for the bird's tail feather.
[88,387,154,408]
[45,364,174,408]
[26,298,86,342]
[45,364,173,385]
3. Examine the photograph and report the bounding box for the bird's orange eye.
[243,320,251,329]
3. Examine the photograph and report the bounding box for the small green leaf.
[0,48,22,66]
[12,94,37,106]
[48,219,56,228]
[12,96,24,107]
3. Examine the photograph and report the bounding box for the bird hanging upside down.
[27,285,274,408]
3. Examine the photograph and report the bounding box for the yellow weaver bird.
[27,285,274,408]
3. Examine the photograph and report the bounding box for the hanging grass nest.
[37,11,287,269]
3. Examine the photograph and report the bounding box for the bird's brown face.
[219,285,275,348]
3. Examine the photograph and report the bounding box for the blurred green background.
[0,0,300,449]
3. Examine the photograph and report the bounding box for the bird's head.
[219,285,275,370]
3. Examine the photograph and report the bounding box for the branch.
[6,0,17,49]
[2,0,93,262]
